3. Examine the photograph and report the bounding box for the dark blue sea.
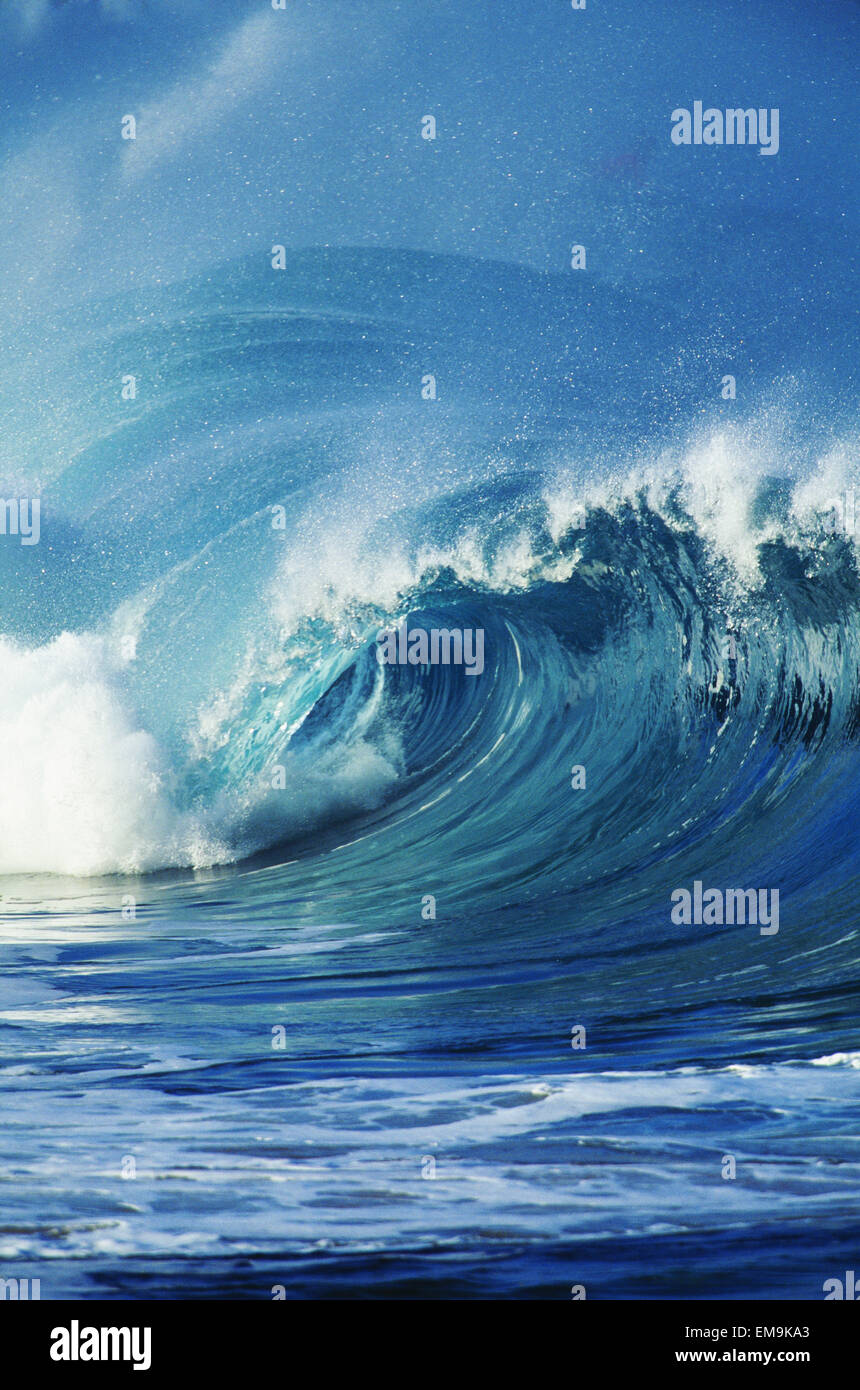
[0,0,857,1300]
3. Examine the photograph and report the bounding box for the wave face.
[1,0,859,1301]
[0,245,857,887]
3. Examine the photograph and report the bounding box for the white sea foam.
[0,630,400,877]
[549,422,859,585]
[0,632,224,876]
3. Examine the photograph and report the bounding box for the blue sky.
[0,0,856,311]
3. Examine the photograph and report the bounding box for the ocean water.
[0,0,858,1300]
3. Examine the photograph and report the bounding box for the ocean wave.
[1,429,859,884]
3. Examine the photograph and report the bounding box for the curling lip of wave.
[0,451,858,880]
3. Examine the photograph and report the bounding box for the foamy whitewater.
[0,0,857,1299]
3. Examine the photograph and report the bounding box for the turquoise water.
[0,0,858,1299]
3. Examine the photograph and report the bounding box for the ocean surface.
[0,0,857,1299]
